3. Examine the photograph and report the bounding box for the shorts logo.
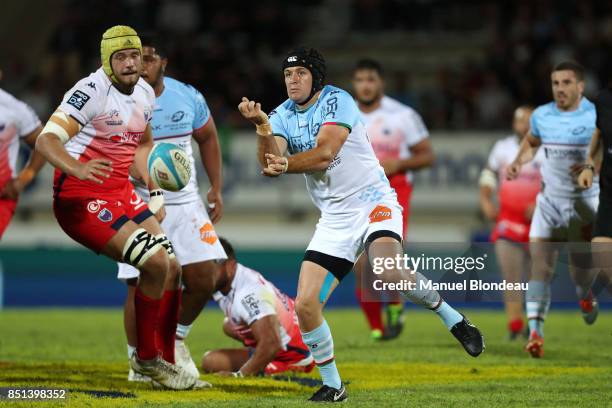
[87,199,108,213]
[369,205,392,223]
[199,222,218,244]
[67,90,90,111]
[98,208,113,223]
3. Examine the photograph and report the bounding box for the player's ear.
[161,58,168,72]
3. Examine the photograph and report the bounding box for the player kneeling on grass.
[202,238,315,377]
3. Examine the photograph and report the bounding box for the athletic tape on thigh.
[122,228,163,268]
[318,271,336,304]
[155,233,176,260]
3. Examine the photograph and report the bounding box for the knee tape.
[122,228,163,268]
[155,233,176,260]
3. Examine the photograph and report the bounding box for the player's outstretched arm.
[507,131,541,180]
[193,117,223,223]
[575,127,601,189]
[36,109,112,184]
[0,125,44,199]
[237,315,282,376]
[237,97,287,170]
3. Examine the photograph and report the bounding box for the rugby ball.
[147,142,191,192]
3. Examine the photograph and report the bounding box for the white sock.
[127,344,136,359]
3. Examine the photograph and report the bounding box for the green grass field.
[0,308,611,407]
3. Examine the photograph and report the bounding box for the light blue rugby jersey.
[530,97,598,197]
[136,76,211,204]
[269,85,393,213]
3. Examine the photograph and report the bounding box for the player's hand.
[576,167,594,189]
[0,178,24,200]
[481,200,498,221]
[74,159,113,184]
[262,153,288,177]
[570,163,594,189]
[380,159,401,176]
[207,187,223,224]
[238,97,269,126]
[506,161,521,180]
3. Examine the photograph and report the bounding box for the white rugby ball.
[147,142,191,192]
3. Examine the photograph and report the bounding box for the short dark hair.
[218,237,236,260]
[553,60,585,81]
[139,33,167,58]
[353,58,383,77]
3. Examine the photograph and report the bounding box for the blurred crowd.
[3,0,612,131]
[354,0,612,129]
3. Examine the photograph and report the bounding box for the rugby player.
[508,61,599,358]
[201,238,315,377]
[479,106,542,339]
[35,26,196,389]
[116,34,226,382]
[238,47,484,402]
[0,88,45,238]
[351,58,435,340]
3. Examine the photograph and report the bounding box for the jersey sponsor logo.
[323,96,338,120]
[97,208,113,222]
[86,82,96,90]
[109,131,144,144]
[67,90,91,110]
[368,204,393,223]
[241,293,261,318]
[572,126,586,135]
[543,146,585,161]
[199,222,218,244]
[327,155,341,170]
[104,109,123,126]
[289,134,315,153]
[171,111,185,122]
[358,186,385,203]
